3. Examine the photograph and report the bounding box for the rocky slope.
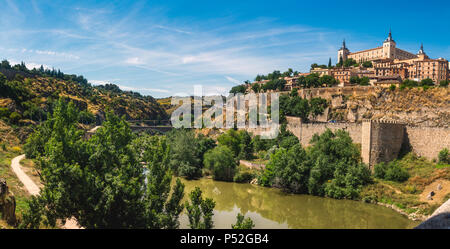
[315,87,450,127]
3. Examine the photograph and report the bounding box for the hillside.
[0,62,168,132]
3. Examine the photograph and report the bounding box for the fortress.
[284,117,450,169]
[337,30,418,63]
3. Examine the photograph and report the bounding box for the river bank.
[179,178,419,229]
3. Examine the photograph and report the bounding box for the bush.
[389,84,396,91]
[1,143,6,151]
[374,161,409,182]
[233,171,255,183]
[9,112,22,124]
[420,78,434,86]
[438,148,449,164]
[204,146,237,181]
[439,80,449,87]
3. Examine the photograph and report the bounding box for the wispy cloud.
[0,1,362,97]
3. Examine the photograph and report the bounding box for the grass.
[360,153,450,218]
[0,145,32,228]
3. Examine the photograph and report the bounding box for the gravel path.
[11,154,81,229]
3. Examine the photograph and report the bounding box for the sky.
[0,0,449,97]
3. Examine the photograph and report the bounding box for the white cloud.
[225,76,241,84]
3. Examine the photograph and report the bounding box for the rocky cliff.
[301,87,449,127]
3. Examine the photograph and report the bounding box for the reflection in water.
[178,178,420,229]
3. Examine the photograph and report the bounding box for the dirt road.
[11,154,81,229]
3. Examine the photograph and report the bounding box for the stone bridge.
[86,120,173,138]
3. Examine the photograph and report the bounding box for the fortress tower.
[382,29,396,59]
[337,39,350,63]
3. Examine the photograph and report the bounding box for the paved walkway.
[11,154,81,229]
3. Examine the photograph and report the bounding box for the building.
[338,30,418,64]
[331,67,356,86]
[338,34,449,84]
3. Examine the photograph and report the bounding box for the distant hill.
[0,60,168,129]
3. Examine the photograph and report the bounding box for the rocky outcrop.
[301,86,450,127]
[0,178,16,226]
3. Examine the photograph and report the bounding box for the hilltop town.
[233,31,449,93]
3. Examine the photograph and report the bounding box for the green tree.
[438,148,449,164]
[238,131,254,160]
[362,61,373,68]
[251,83,260,93]
[319,75,338,87]
[217,129,242,158]
[20,101,185,229]
[232,213,255,229]
[270,144,310,193]
[204,146,237,181]
[185,187,215,229]
[230,84,246,94]
[168,129,203,179]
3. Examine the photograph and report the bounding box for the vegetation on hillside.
[0,60,168,129]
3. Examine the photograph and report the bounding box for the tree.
[309,97,328,118]
[251,84,260,93]
[185,187,215,229]
[328,58,332,68]
[307,129,370,198]
[238,131,254,160]
[217,129,242,158]
[230,84,246,94]
[319,75,338,87]
[343,58,358,67]
[20,101,186,228]
[270,144,310,193]
[232,213,255,229]
[168,129,203,179]
[204,146,237,181]
[362,61,373,68]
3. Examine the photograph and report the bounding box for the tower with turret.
[337,39,350,63]
[382,29,396,59]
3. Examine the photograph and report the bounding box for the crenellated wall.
[285,117,449,167]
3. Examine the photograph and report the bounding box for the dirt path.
[11,155,40,195]
[11,154,81,229]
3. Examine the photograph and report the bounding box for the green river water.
[178,178,420,229]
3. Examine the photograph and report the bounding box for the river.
[178,178,420,229]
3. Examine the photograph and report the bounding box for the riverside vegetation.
[14,99,254,229]
[1,61,449,228]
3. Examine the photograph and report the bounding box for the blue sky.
[1,0,449,97]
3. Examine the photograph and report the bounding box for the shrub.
[204,146,237,181]
[233,171,255,183]
[439,80,449,87]
[1,143,6,151]
[11,146,22,153]
[0,107,10,118]
[438,148,449,164]
[374,161,409,182]
[9,112,22,124]
[389,84,396,91]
